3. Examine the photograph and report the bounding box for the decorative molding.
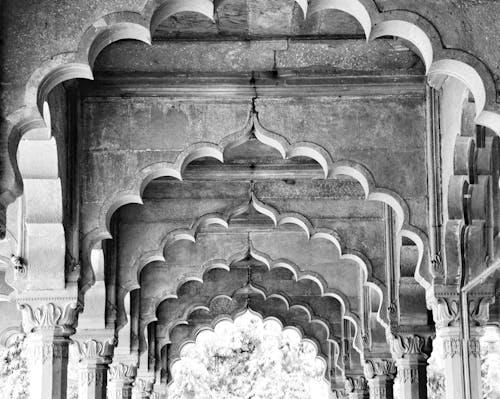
[398,366,419,384]
[442,336,461,359]
[19,302,80,333]
[345,376,368,393]
[26,341,69,364]
[83,74,426,100]
[364,359,396,379]
[468,337,481,358]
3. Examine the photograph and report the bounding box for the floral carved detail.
[19,302,79,333]
[430,298,460,329]
[364,359,396,379]
[443,336,461,359]
[399,367,419,384]
[108,363,136,382]
[345,376,368,393]
[391,334,427,359]
[72,338,114,362]
[468,337,481,358]
[469,297,493,326]
[26,342,69,364]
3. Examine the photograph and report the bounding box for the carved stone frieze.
[364,359,396,379]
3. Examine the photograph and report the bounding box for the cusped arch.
[154,286,341,347]
[140,244,367,354]
[162,294,337,354]
[5,0,500,333]
[167,308,331,380]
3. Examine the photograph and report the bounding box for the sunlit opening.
[168,310,330,399]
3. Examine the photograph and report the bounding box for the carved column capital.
[364,359,396,379]
[109,363,137,383]
[18,301,80,335]
[345,376,368,393]
[390,334,430,360]
[468,296,494,326]
[430,297,460,329]
[72,337,115,363]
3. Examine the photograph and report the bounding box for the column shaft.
[396,355,428,399]
[25,330,71,399]
[369,375,394,399]
[77,361,108,399]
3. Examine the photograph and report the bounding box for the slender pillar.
[344,375,369,399]
[432,296,491,399]
[391,334,430,399]
[72,336,115,399]
[19,301,79,399]
[364,359,396,399]
[107,363,137,399]
[439,326,464,399]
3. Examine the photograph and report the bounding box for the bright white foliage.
[168,311,330,399]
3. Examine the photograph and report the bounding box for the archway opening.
[168,310,330,399]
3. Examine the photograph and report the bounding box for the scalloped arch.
[161,293,337,352]
[155,285,340,347]
[168,309,330,378]
[150,0,214,34]
[141,244,367,354]
[6,0,500,342]
[11,0,499,143]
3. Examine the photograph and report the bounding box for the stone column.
[364,359,396,399]
[19,300,79,399]
[438,325,464,399]
[72,336,115,399]
[433,296,491,399]
[391,334,430,399]
[131,375,154,399]
[107,363,137,399]
[344,375,369,399]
